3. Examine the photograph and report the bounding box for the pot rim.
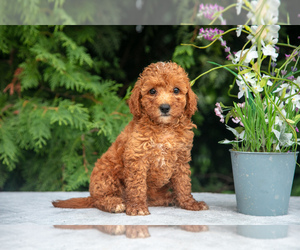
[229,149,299,155]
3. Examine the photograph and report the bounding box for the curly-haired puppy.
[52,61,209,215]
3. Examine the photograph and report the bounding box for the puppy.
[52,61,209,215]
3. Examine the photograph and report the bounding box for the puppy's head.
[128,62,197,124]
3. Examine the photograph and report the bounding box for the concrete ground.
[0,192,299,249]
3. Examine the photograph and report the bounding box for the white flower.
[236,79,249,99]
[291,94,300,110]
[263,25,280,44]
[293,76,300,88]
[247,25,280,45]
[273,83,289,95]
[274,106,286,128]
[233,46,258,64]
[252,83,263,93]
[236,25,243,37]
[239,72,257,85]
[275,114,285,127]
[261,40,278,61]
[247,0,280,25]
[262,74,273,86]
[274,116,282,127]
[236,0,243,15]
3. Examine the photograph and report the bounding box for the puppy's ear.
[128,81,142,118]
[185,86,198,118]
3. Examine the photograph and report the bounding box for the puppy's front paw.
[196,201,209,210]
[181,200,209,211]
[126,204,150,216]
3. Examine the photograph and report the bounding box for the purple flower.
[287,75,295,80]
[198,27,224,41]
[221,40,226,47]
[285,54,297,62]
[199,3,224,20]
[232,117,241,124]
[296,127,299,133]
[271,62,277,68]
[214,102,224,123]
[281,70,287,76]
[291,66,298,72]
[226,54,234,60]
[225,47,231,53]
[237,102,245,108]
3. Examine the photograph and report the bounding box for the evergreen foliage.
[1,25,299,195]
[0,26,132,191]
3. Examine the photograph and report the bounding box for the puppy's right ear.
[128,81,142,119]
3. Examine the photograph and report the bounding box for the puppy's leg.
[124,161,150,216]
[90,170,125,213]
[171,163,209,211]
[147,185,174,207]
[93,196,126,213]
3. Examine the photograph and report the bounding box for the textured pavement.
[0,192,299,249]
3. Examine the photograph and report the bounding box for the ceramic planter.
[230,150,298,216]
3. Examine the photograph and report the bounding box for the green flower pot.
[230,150,298,216]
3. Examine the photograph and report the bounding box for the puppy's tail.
[52,197,94,209]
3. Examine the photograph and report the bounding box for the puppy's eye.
[173,87,180,94]
[149,88,156,95]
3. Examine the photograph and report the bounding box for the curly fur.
[52,61,209,215]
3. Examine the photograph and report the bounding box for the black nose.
[159,104,170,114]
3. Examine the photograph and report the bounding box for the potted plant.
[188,0,300,216]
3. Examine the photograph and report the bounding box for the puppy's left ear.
[128,80,142,119]
[185,86,198,118]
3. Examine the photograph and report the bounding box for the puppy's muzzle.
[159,104,170,116]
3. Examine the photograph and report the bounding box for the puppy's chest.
[146,132,188,168]
[137,130,191,188]
[147,133,185,157]
[134,128,192,165]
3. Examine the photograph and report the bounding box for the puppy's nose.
[160,104,170,114]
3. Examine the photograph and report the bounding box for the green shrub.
[0,26,131,190]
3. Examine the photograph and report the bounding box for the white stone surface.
[0,192,299,249]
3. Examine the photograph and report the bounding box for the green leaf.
[19,60,41,90]
[172,45,195,69]
[238,68,252,75]
[260,77,268,88]
[0,122,20,170]
[207,61,238,77]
